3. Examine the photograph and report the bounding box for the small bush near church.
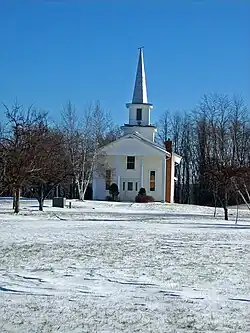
[138,187,146,196]
[135,187,154,202]
[109,183,119,201]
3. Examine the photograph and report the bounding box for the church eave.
[123,123,156,128]
[126,102,153,108]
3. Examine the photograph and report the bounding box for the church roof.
[132,132,171,156]
[101,131,171,157]
[132,48,148,104]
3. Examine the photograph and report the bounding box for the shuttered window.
[127,156,135,169]
[150,171,155,191]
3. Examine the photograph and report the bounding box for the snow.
[0,198,250,332]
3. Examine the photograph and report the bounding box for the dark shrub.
[145,195,154,202]
[138,187,146,196]
[109,183,119,201]
[135,195,154,203]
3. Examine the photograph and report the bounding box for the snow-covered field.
[0,198,250,333]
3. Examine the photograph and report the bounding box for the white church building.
[92,48,181,203]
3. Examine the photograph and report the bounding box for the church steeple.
[122,48,157,142]
[132,47,148,104]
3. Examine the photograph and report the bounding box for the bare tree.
[1,102,49,213]
[61,101,116,201]
[28,129,72,211]
[156,110,197,204]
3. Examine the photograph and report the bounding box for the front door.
[120,179,139,202]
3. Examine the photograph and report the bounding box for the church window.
[127,156,135,169]
[128,182,133,191]
[123,182,125,191]
[105,170,111,190]
[150,171,155,191]
[136,108,142,121]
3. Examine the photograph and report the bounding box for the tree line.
[157,94,250,219]
[0,93,249,219]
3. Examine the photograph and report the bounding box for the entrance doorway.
[120,179,139,202]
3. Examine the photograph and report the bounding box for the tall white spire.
[132,47,148,104]
[123,48,156,142]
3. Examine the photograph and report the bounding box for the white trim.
[161,156,166,202]
[170,157,175,203]
[117,175,121,192]
[140,158,143,187]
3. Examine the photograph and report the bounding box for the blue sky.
[0,0,249,125]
